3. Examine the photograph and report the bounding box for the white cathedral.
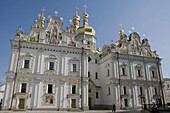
[2,7,166,111]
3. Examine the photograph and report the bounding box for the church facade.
[2,7,166,111]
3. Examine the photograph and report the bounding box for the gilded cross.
[119,24,122,30]
[38,14,41,18]
[75,7,78,15]
[132,27,135,32]
[143,34,145,38]
[41,7,46,16]
[83,4,87,13]
[48,15,51,19]
[54,11,58,17]
[69,19,72,24]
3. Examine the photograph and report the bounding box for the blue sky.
[0,0,170,81]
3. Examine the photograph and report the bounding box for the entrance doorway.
[124,99,128,107]
[18,99,25,109]
[71,99,76,108]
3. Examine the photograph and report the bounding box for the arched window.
[107,69,110,76]
[95,59,97,64]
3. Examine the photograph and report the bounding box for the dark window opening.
[24,60,29,68]
[95,72,98,79]
[122,68,125,75]
[21,83,27,93]
[95,59,97,64]
[123,87,126,94]
[155,88,157,95]
[72,85,76,94]
[108,87,111,95]
[96,92,98,98]
[140,87,143,95]
[107,69,110,76]
[49,62,54,70]
[48,84,53,93]
[88,56,91,62]
[73,64,76,72]
[152,71,155,77]
[138,69,141,76]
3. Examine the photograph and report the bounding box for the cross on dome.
[83,4,87,13]
[54,11,58,17]
[119,24,122,30]
[75,7,78,15]
[41,7,46,16]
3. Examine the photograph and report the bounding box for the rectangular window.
[138,69,141,76]
[140,87,143,95]
[155,88,157,95]
[95,72,98,79]
[48,84,53,93]
[123,87,126,94]
[122,68,125,75]
[96,92,98,98]
[152,71,155,77]
[108,69,110,76]
[21,83,27,93]
[72,85,76,94]
[108,87,111,95]
[49,62,54,70]
[24,60,29,68]
[73,64,76,72]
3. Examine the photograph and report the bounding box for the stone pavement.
[0,110,150,113]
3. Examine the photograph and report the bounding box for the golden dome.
[119,29,124,37]
[73,15,80,21]
[97,47,101,53]
[40,16,45,28]
[77,25,95,36]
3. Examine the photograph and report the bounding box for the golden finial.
[41,7,46,16]
[48,15,51,19]
[105,40,107,45]
[75,7,78,15]
[60,17,63,21]
[132,27,135,32]
[38,14,41,18]
[54,11,58,17]
[83,4,87,13]
[119,24,122,30]
[69,19,72,24]
[143,34,146,38]
[129,30,131,34]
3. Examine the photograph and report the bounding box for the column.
[33,79,40,108]
[61,54,66,76]
[3,79,13,109]
[59,80,66,109]
[83,82,88,110]
[36,51,43,74]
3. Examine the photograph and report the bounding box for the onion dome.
[73,8,80,30]
[97,47,101,53]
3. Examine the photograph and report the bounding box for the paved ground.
[0,110,149,113]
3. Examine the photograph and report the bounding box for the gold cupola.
[73,7,80,30]
[77,5,95,36]
[39,8,46,28]
[119,24,124,37]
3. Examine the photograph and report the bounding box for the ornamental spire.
[119,24,124,37]
[83,4,89,25]
[40,7,46,28]
[73,7,80,30]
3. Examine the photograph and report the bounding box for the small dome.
[119,29,124,37]
[77,25,95,36]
